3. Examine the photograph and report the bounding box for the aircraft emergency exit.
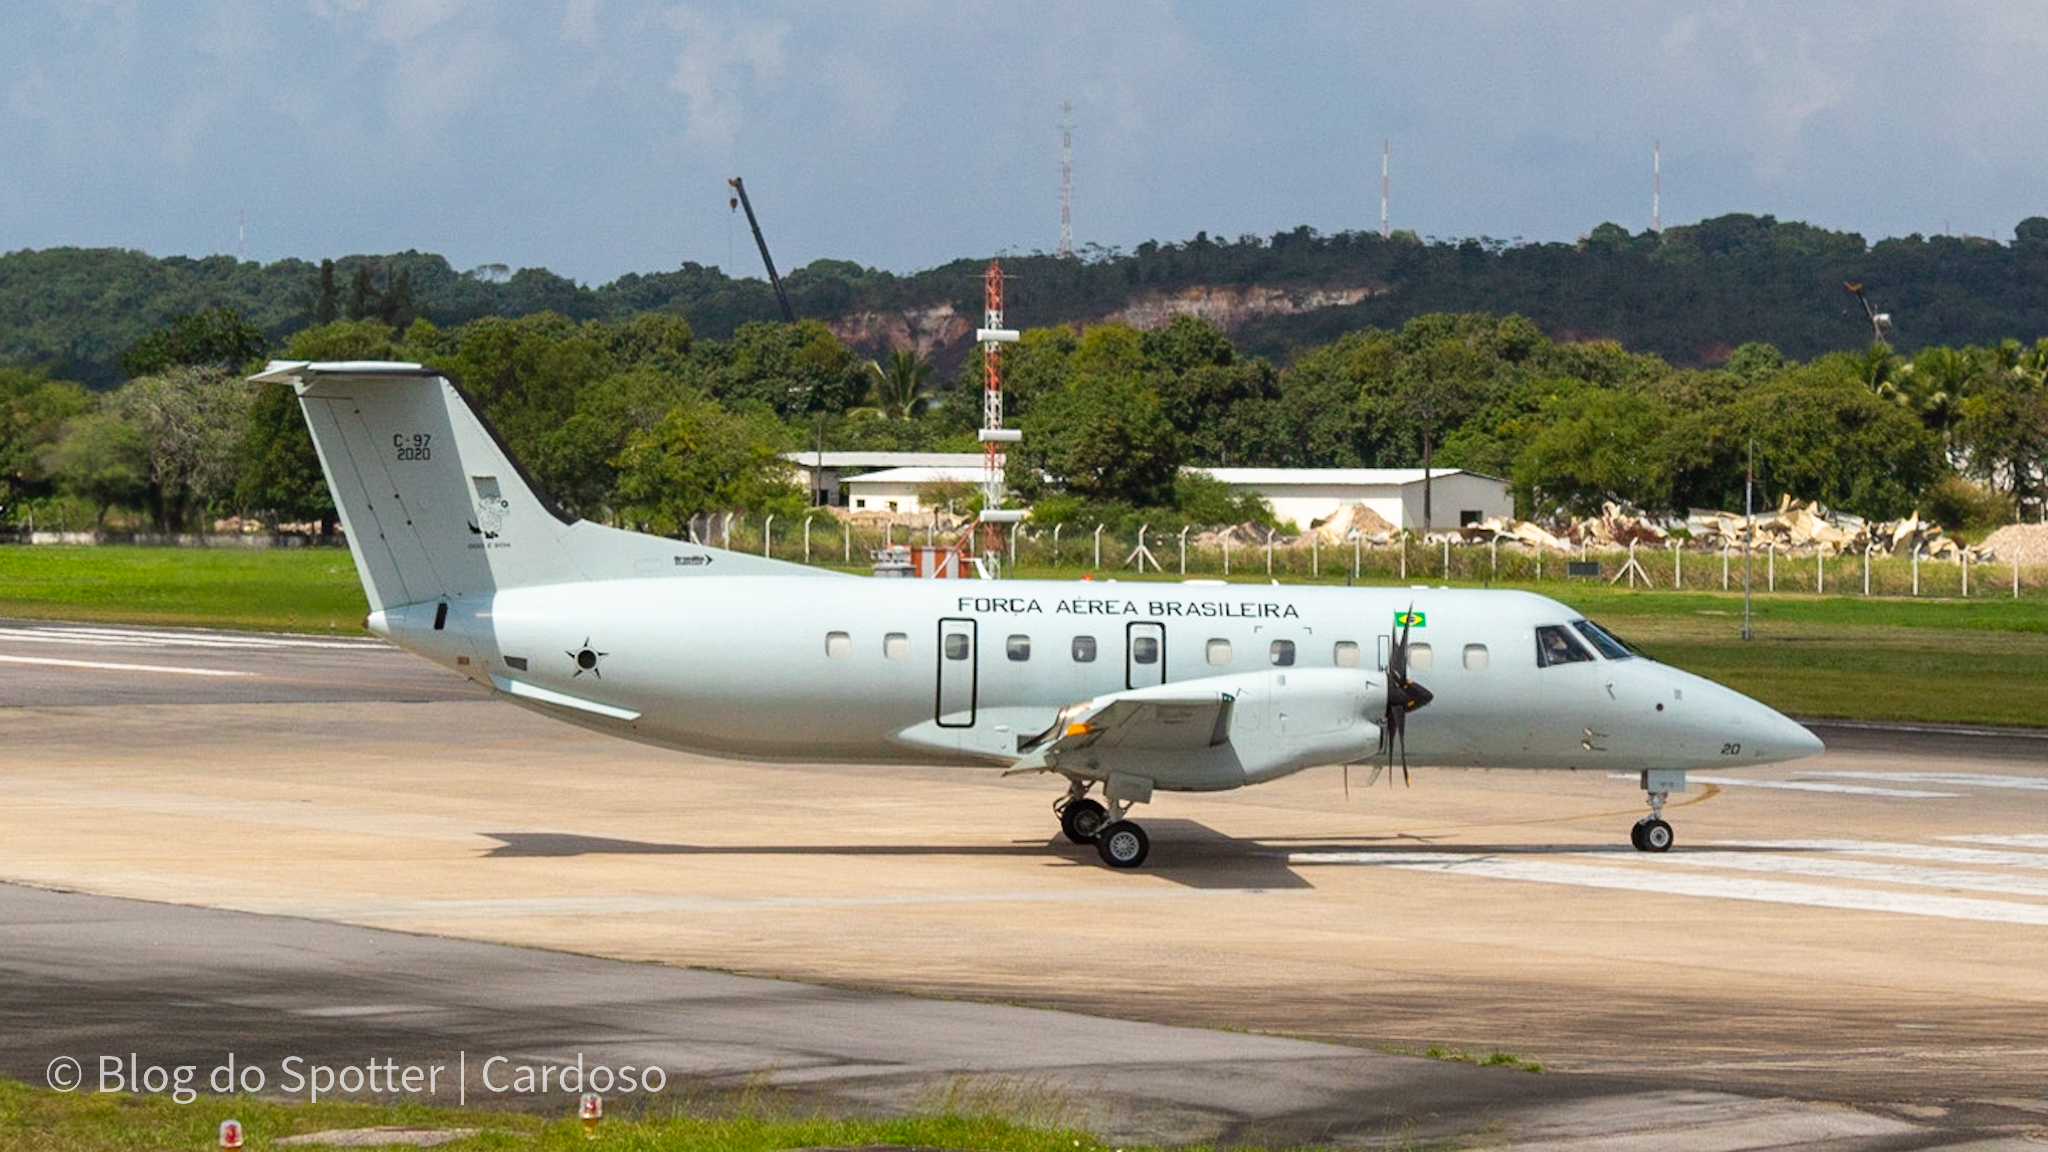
[254,360,1825,869]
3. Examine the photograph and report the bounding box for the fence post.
[1767,542,1776,592]
[1722,542,1730,591]
[1053,523,1063,567]
[1863,545,1871,596]
[1399,534,1407,581]
[1179,526,1190,575]
[1490,538,1497,584]
[1442,537,1450,579]
[1224,533,1232,575]
[1265,529,1275,576]
[1093,523,1104,569]
[1536,540,1543,582]
[844,519,851,564]
[1912,546,1920,596]
[803,516,813,564]
[763,514,774,559]
[1354,535,1362,581]
[1815,548,1822,595]
[1010,524,1018,569]
[721,512,733,550]
[1311,531,1319,577]
[1962,551,1970,598]
[1673,541,1681,589]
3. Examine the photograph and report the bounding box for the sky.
[5,1,2048,287]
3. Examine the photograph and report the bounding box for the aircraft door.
[935,617,978,727]
[1125,621,1167,689]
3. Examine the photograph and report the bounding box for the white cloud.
[664,4,789,146]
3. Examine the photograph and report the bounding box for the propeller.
[1378,604,1436,785]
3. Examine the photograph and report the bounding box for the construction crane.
[1843,281,1891,346]
[728,177,795,323]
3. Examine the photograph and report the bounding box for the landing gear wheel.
[1095,821,1150,869]
[1059,798,1108,845]
[1633,818,1673,853]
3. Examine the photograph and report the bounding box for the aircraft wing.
[1009,693,1235,769]
[1003,669,1379,790]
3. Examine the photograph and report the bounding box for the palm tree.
[861,349,933,420]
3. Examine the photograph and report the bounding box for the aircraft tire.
[1639,819,1674,852]
[1629,821,1647,851]
[1059,798,1109,845]
[1096,821,1150,869]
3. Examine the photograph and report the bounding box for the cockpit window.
[1535,624,1596,667]
[1570,618,1638,661]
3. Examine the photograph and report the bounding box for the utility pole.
[1380,140,1390,240]
[1058,102,1075,259]
[1742,439,1755,641]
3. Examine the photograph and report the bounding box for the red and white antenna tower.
[976,261,1023,565]
[1652,139,1662,233]
[1380,140,1390,240]
[1057,102,1075,259]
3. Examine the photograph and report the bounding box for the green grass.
[0,1077,1132,1152]
[3,544,2045,727]
[0,545,367,633]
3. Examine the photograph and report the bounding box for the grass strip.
[0,1076,1137,1152]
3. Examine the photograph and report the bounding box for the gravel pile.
[1978,522,2048,565]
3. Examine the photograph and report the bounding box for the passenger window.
[1462,643,1489,671]
[1132,636,1160,664]
[825,631,852,659]
[1269,639,1296,666]
[1409,642,1433,670]
[944,633,971,661]
[884,633,908,660]
[1071,635,1097,662]
[1007,635,1031,662]
[1333,640,1360,668]
[1536,624,1596,667]
[1206,638,1233,666]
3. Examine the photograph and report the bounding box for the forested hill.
[9,212,2048,388]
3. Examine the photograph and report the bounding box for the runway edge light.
[219,1118,244,1149]
[579,1092,602,1139]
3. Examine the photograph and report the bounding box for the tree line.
[1,302,2041,542]
[13,212,2048,389]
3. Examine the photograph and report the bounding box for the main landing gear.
[1631,769,1684,852]
[1054,779,1151,869]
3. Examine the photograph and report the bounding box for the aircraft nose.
[1754,704,1826,763]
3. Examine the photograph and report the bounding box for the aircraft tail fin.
[252,360,825,615]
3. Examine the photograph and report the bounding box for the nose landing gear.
[1631,768,1685,852]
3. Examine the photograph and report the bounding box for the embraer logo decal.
[568,639,607,678]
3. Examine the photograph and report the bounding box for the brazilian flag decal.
[1394,610,1426,627]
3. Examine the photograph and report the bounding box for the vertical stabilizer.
[252,360,828,615]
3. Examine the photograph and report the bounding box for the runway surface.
[5,618,2048,1149]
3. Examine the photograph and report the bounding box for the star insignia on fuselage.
[568,638,607,678]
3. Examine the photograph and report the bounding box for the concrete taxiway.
[4,618,2048,1149]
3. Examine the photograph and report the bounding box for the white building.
[1194,468,1512,532]
[839,466,985,515]
[784,451,983,507]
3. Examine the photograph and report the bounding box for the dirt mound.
[1978,522,2048,566]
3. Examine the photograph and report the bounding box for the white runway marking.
[1688,774,1959,798]
[1291,838,2048,928]
[1817,771,2048,793]
[1945,834,2048,850]
[0,654,254,678]
[0,624,377,651]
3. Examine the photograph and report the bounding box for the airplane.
[252,360,1825,869]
